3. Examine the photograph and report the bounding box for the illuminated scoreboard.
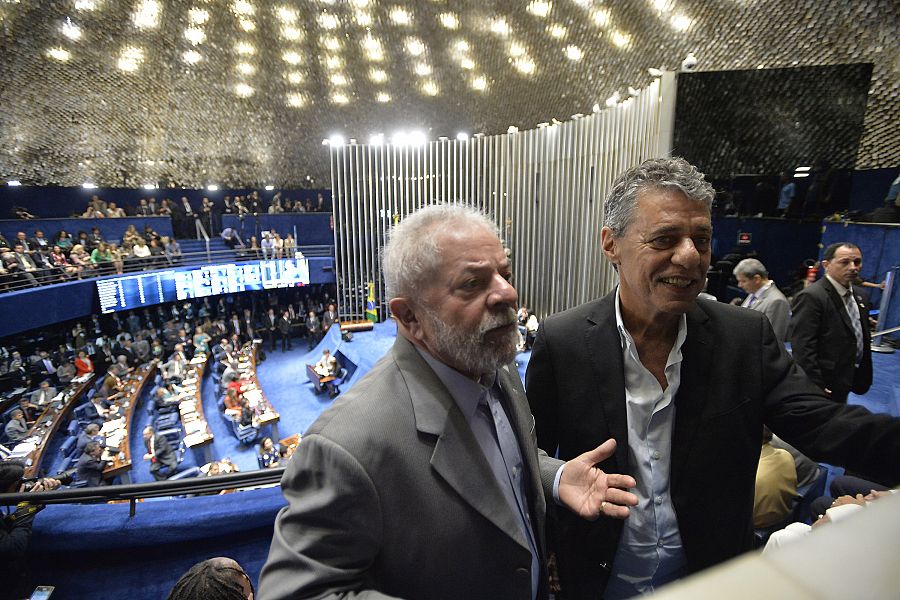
[96,258,311,314]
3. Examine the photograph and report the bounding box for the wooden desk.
[235,343,281,440]
[18,375,95,479]
[178,352,215,464]
[102,360,157,484]
[279,433,302,460]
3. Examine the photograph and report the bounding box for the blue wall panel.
[221,213,334,246]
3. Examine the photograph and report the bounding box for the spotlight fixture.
[681,52,698,71]
[265,185,275,191]
[456,132,469,141]
[82,182,97,189]
[207,184,219,191]
[7,180,22,186]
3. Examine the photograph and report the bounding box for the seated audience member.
[223,387,242,418]
[148,238,165,268]
[143,426,178,481]
[108,242,125,274]
[90,242,112,272]
[754,426,798,528]
[162,348,188,383]
[12,244,39,284]
[4,408,29,442]
[221,360,241,391]
[122,224,142,250]
[192,326,211,354]
[153,387,179,412]
[49,245,79,279]
[76,441,110,487]
[206,458,240,476]
[76,422,107,454]
[770,434,822,488]
[74,350,95,377]
[221,227,240,249]
[17,397,40,425]
[284,233,296,257]
[106,202,126,218]
[68,244,93,273]
[313,348,337,378]
[89,227,104,248]
[132,334,151,362]
[163,236,182,264]
[56,360,76,385]
[809,474,891,520]
[131,238,151,266]
[239,397,255,427]
[54,230,74,251]
[259,437,280,469]
[166,557,255,600]
[29,379,58,406]
[108,355,133,378]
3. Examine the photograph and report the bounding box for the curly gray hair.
[382,204,499,300]
[604,157,715,237]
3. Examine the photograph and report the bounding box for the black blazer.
[790,277,872,402]
[526,292,899,599]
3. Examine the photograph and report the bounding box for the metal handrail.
[0,245,334,294]
[0,467,285,514]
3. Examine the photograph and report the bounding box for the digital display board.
[96,258,311,314]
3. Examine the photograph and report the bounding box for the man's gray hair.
[733,258,768,279]
[382,204,499,300]
[604,156,715,237]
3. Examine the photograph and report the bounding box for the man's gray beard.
[420,305,520,376]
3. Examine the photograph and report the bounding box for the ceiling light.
[61,19,82,40]
[490,18,510,37]
[281,26,302,40]
[527,1,552,18]
[236,42,255,55]
[350,0,370,7]
[592,103,601,113]
[82,182,97,189]
[118,46,144,72]
[207,184,219,191]
[276,6,297,24]
[507,126,518,134]
[332,93,349,105]
[628,86,640,97]
[513,57,536,75]
[74,0,96,10]
[325,55,342,69]
[376,92,390,103]
[237,62,255,75]
[455,39,470,53]
[565,45,583,61]
[239,19,256,31]
[591,8,610,27]
[365,47,384,61]
[328,134,345,146]
[265,185,275,191]
[652,0,672,11]
[47,47,71,62]
[610,30,631,48]
[189,8,209,25]
[537,122,549,128]
[234,83,254,97]
[282,51,302,65]
[362,35,381,51]
[460,58,475,70]
[318,13,339,29]
[132,0,160,29]
[415,63,432,76]
[286,93,306,107]
[648,67,664,77]
[7,180,22,186]
[795,166,811,172]
[793,173,810,178]
[369,68,387,83]
[406,37,425,56]
[671,14,692,32]
[421,81,438,96]
[547,24,566,38]
[409,131,427,146]
[439,12,459,29]
[369,134,384,145]
[390,8,411,25]
[323,36,341,51]
[354,10,373,26]
[472,76,487,91]
[509,42,525,57]
[184,27,206,45]
[232,0,254,16]
[571,113,584,119]
[456,132,469,141]
[330,73,348,86]
[606,91,621,107]
[142,183,156,190]
[182,50,202,64]
[286,71,303,84]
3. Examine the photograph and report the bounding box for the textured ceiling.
[0,0,896,188]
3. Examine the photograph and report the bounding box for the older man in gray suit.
[259,205,637,600]
[732,258,791,343]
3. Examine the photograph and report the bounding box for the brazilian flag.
[366,282,378,323]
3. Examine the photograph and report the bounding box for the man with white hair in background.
[731,257,791,343]
[260,204,638,600]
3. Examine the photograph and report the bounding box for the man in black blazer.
[526,157,900,600]
[790,242,872,403]
[142,426,178,480]
[76,441,109,487]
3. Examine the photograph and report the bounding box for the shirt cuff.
[552,463,565,505]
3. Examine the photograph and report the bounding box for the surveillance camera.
[681,53,698,72]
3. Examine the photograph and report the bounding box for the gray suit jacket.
[741,282,790,343]
[260,335,557,600]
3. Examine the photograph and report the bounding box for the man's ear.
[601,227,619,265]
[389,298,423,340]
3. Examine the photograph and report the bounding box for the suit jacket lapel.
[671,303,713,491]
[585,295,629,473]
[821,278,854,334]
[392,337,531,552]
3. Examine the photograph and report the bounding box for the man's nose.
[671,238,700,266]
[488,274,518,307]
